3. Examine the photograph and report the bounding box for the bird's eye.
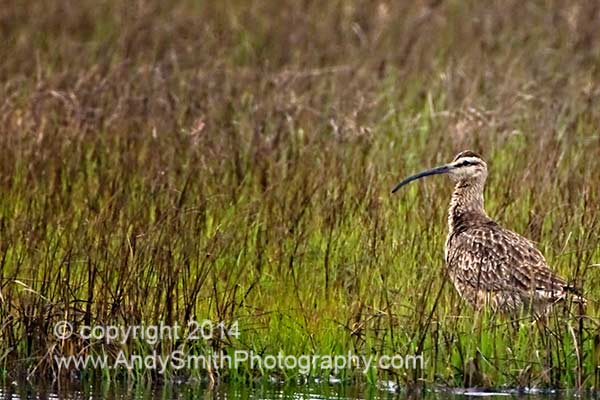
[460,160,472,167]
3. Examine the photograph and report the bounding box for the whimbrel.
[392,150,585,315]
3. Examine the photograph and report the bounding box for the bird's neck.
[448,179,487,234]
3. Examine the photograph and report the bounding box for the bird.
[391,150,585,316]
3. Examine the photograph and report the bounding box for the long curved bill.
[391,165,451,193]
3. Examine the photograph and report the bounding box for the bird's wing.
[447,223,571,302]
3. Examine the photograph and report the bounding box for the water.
[0,383,582,400]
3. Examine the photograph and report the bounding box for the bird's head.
[391,150,488,193]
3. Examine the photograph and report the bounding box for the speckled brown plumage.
[393,150,585,316]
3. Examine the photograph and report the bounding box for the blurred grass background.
[1,0,600,388]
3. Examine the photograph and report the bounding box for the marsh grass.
[1,0,600,389]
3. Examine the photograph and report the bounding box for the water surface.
[0,383,580,400]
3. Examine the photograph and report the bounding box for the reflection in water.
[0,383,576,400]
